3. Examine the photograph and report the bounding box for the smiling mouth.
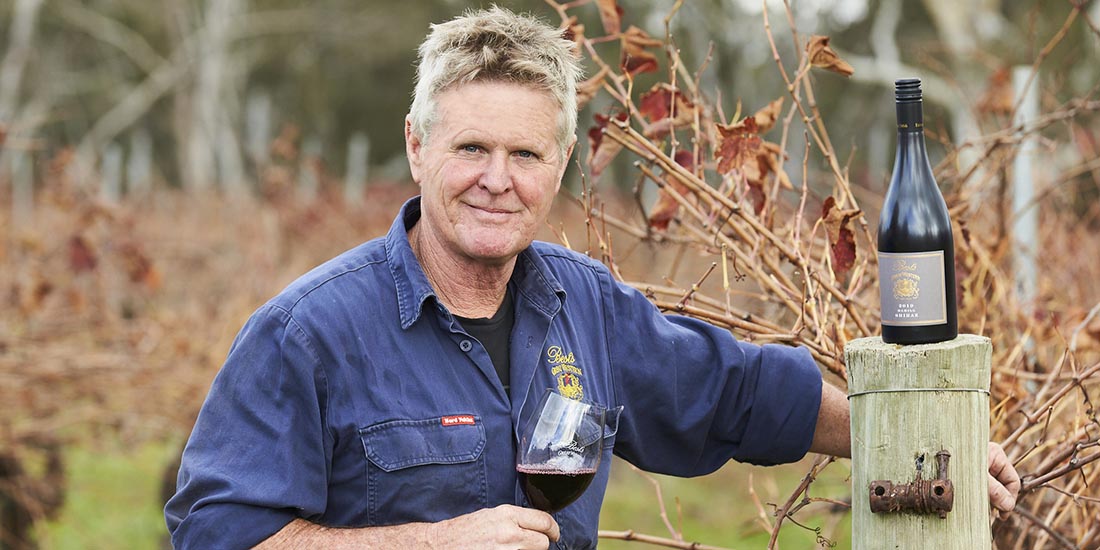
[468,204,517,215]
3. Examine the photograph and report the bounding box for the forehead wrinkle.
[433,86,558,154]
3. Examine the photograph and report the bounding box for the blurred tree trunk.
[922,0,1005,197]
[0,0,45,189]
[185,0,247,192]
[0,0,43,123]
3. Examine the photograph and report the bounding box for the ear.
[405,116,423,185]
[554,136,577,194]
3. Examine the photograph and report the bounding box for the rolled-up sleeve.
[603,275,822,475]
[165,304,331,549]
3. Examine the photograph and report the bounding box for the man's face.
[406,81,574,265]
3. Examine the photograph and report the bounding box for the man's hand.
[430,505,560,550]
[988,442,1021,516]
[255,504,559,549]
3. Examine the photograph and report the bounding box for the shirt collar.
[385,197,437,329]
[513,245,567,318]
[385,196,565,329]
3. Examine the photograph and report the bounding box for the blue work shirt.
[165,197,823,549]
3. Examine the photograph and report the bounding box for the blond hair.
[408,6,582,158]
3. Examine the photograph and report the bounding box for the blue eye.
[462,144,480,153]
[516,150,535,159]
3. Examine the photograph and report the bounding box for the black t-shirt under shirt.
[455,286,515,397]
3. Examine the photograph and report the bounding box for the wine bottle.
[877,78,958,344]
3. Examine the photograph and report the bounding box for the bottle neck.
[896,101,923,133]
[895,101,928,160]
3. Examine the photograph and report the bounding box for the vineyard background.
[2,0,1100,549]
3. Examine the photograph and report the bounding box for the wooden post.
[846,334,992,550]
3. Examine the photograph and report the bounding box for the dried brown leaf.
[638,83,696,139]
[562,15,586,46]
[577,66,609,110]
[649,151,695,231]
[596,0,623,35]
[746,179,766,216]
[715,117,762,175]
[806,35,854,77]
[821,196,859,278]
[620,26,661,76]
[588,112,628,179]
[753,97,785,134]
[759,142,792,190]
[17,275,54,316]
[118,241,162,290]
[976,67,1013,115]
[68,234,98,273]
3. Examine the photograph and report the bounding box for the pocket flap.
[360,416,486,472]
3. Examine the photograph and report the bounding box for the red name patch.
[441,415,476,426]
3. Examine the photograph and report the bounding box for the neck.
[409,223,515,318]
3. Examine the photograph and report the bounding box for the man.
[166,7,1019,549]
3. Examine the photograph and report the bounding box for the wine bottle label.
[878,251,948,326]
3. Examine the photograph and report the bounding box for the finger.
[988,443,1022,498]
[513,508,560,541]
[514,529,552,550]
[987,441,1004,470]
[988,472,1017,513]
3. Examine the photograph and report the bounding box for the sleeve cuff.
[171,502,296,550]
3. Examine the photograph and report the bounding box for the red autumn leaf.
[639,84,674,122]
[648,150,695,231]
[821,196,859,278]
[806,35,854,77]
[596,0,623,35]
[715,117,762,175]
[638,83,694,123]
[638,83,696,139]
[620,26,661,76]
[587,111,628,179]
[746,179,766,216]
[673,150,695,172]
[68,234,97,273]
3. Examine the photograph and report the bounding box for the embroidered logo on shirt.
[547,345,584,400]
[441,415,476,426]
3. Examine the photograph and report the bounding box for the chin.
[460,236,527,263]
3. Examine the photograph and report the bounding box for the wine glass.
[516,389,621,512]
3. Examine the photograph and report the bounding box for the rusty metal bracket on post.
[869,450,954,519]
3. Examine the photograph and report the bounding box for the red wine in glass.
[516,465,597,513]
[516,389,620,513]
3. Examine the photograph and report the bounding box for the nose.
[479,151,513,194]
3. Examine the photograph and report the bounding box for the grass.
[33,443,851,549]
[598,457,852,549]
[37,441,177,550]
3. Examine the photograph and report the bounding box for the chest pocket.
[360,416,488,525]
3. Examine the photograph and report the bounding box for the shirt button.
[459,339,473,352]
